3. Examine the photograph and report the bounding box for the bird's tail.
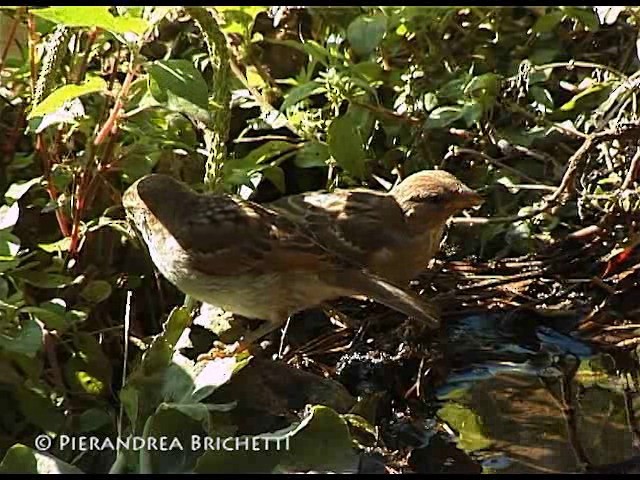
[335,270,441,328]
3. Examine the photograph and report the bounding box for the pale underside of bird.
[122,174,442,357]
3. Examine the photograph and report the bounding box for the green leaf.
[462,102,484,127]
[142,60,210,122]
[22,302,67,331]
[0,202,20,231]
[0,318,43,358]
[563,7,600,30]
[294,142,330,169]
[281,81,324,111]
[529,86,554,109]
[0,444,84,474]
[261,166,286,193]
[31,6,149,36]
[80,280,112,304]
[77,408,113,433]
[13,271,73,289]
[29,77,107,119]
[438,402,493,452]
[215,6,267,36]
[195,405,356,474]
[557,82,612,113]
[328,114,367,179]
[233,141,298,170]
[532,10,565,33]
[347,14,388,57]
[0,231,20,258]
[424,106,464,129]
[38,237,72,253]
[5,177,42,203]
[464,73,499,98]
[191,356,251,403]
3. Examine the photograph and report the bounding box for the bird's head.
[390,170,484,229]
[122,174,193,243]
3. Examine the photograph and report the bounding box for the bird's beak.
[458,190,484,209]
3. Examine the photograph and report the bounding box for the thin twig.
[449,147,543,184]
[621,148,640,191]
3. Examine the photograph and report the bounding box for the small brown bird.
[269,170,484,285]
[122,174,440,356]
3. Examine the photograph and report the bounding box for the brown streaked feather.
[269,188,410,268]
[162,194,346,277]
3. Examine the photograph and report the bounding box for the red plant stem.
[36,134,71,237]
[26,11,37,92]
[0,7,24,73]
[74,27,98,83]
[69,60,135,255]
[94,65,138,146]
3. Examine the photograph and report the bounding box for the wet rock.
[408,435,482,474]
[211,358,355,435]
[357,452,387,474]
[336,350,418,398]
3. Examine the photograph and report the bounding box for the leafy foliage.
[0,4,639,473]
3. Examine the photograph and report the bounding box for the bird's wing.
[172,194,346,277]
[163,192,440,328]
[268,188,410,268]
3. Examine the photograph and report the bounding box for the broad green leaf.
[0,318,43,357]
[438,75,472,102]
[191,356,251,403]
[0,231,20,258]
[231,141,299,171]
[77,408,113,433]
[65,334,112,396]
[138,307,191,375]
[424,106,464,129]
[34,98,85,134]
[195,405,356,474]
[529,86,554,109]
[347,14,388,57]
[215,6,267,35]
[563,7,600,30]
[328,114,367,179]
[438,402,493,452]
[281,81,324,111]
[294,142,330,169]
[13,271,73,289]
[558,82,612,113]
[21,303,67,331]
[464,73,499,98]
[462,102,484,127]
[31,6,149,35]
[532,10,565,33]
[80,280,113,304]
[5,177,42,203]
[29,77,107,119]
[0,202,20,230]
[261,166,286,193]
[142,60,210,123]
[423,92,439,111]
[0,444,84,474]
[38,237,72,253]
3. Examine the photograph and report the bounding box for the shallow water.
[433,314,640,474]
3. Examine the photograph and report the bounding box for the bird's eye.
[424,195,444,204]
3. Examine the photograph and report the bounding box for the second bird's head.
[391,170,484,226]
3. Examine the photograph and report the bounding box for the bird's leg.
[197,316,289,361]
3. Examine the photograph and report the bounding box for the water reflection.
[434,314,639,473]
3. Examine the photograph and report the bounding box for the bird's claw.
[197,341,241,362]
